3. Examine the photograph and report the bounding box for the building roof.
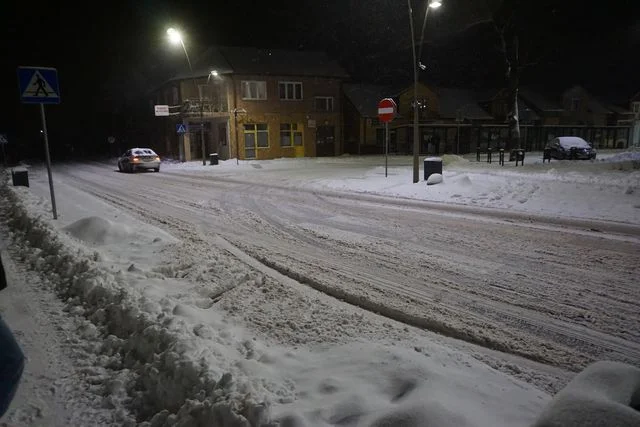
[518,99,540,122]
[519,87,563,112]
[586,97,612,114]
[343,84,400,118]
[435,87,494,120]
[219,46,349,78]
[603,102,632,115]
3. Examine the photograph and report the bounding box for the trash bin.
[11,168,29,187]
[209,153,219,165]
[424,157,443,181]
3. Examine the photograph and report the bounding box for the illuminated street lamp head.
[429,0,442,8]
[211,70,219,77]
[167,28,182,45]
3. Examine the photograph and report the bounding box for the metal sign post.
[18,66,60,220]
[385,122,389,177]
[39,104,57,219]
[378,98,397,178]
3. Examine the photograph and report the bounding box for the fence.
[368,124,632,155]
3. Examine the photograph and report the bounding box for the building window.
[241,81,267,100]
[571,98,581,111]
[315,96,334,112]
[244,124,269,159]
[280,123,303,147]
[279,82,303,100]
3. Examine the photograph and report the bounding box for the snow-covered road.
[42,161,640,372]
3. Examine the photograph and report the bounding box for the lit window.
[244,123,269,159]
[280,123,303,147]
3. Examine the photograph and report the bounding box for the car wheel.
[154,167,160,172]
[117,162,122,172]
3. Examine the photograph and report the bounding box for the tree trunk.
[506,35,520,149]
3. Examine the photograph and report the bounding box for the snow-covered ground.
[162,150,640,225]
[1,151,639,426]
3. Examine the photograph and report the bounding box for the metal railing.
[181,98,228,115]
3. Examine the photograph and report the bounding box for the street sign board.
[176,124,187,134]
[0,134,7,145]
[378,98,396,123]
[18,67,61,104]
[155,105,170,116]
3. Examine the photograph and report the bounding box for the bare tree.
[486,0,521,149]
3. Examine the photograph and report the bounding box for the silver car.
[117,148,161,172]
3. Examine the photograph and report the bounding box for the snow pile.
[64,216,133,245]
[268,343,545,426]
[532,361,640,427]
[600,151,640,163]
[426,173,443,185]
[0,183,272,426]
[310,153,640,224]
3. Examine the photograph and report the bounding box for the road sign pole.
[385,122,389,178]
[39,103,57,220]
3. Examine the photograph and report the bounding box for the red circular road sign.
[378,98,397,123]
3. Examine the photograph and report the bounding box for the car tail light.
[154,156,160,161]
[132,156,140,162]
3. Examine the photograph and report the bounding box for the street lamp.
[407,0,442,183]
[167,27,207,165]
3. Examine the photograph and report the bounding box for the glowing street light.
[166,27,208,165]
[167,28,183,45]
[407,0,443,183]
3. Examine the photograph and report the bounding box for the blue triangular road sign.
[18,67,60,104]
[176,124,187,134]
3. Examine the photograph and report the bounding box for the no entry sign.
[378,98,396,123]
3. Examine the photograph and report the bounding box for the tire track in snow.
[53,164,640,370]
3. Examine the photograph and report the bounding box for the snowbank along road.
[49,162,640,371]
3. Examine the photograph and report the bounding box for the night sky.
[1,0,638,157]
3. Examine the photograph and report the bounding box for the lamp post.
[167,28,207,165]
[407,0,442,183]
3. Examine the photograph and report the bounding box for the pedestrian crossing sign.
[176,124,187,134]
[18,67,61,104]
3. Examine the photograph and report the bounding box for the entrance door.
[293,129,304,157]
[316,125,335,157]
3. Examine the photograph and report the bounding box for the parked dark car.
[545,137,597,160]
[117,148,161,172]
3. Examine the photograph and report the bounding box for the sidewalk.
[0,235,119,426]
